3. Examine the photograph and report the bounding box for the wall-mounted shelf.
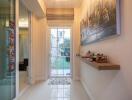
[80,58,120,70]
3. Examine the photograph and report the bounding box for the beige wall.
[20,0,47,84]
[80,0,132,100]
[31,14,48,83]
[72,8,81,80]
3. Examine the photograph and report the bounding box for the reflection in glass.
[50,78,71,100]
[0,0,16,100]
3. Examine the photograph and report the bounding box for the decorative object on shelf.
[96,53,109,63]
[81,50,92,58]
[80,0,120,45]
[80,58,120,70]
[80,50,120,70]
[82,51,109,63]
[86,50,91,57]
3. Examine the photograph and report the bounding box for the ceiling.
[44,0,82,8]
[19,2,29,28]
[19,2,28,19]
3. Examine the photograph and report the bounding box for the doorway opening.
[19,2,31,92]
[49,28,72,78]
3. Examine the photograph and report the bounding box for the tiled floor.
[19,71,28,92]
[18,79,90,100]
[51,69,71,77]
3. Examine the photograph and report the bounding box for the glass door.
[0,0,16,100]
[50,28,71,78]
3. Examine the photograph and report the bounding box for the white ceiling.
[19,2,28,19]
[44,0,82,8]
[19,2,29,28]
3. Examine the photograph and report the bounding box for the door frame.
[15,1,32,99]
[47,26,73,79]
[15,0,19,98]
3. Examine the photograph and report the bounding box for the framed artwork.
[80,0,120,45]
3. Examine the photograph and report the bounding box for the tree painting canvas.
[80,0,120,45]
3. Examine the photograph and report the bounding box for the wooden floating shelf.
[80,58,120,70]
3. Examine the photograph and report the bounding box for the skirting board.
[80,78,95,100]
[30,76,46,84]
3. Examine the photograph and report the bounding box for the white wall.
[80,0,132,100]
[72,8,81,80]
[30,14,48,83]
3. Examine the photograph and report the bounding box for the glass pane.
[57,57,64,69]
[63,39,70,48]
[51,48,58,56]
[50,57,57,68]
[50,28,71,77]
[0,0,16,100]
[64,29,70,39]
[60,48,70,57]
[51,29,57,38]
[58,29,64,37]
[51,37,57,47]
[64,29,70,48]
[58,36,64,48]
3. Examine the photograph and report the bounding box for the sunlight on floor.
[18,79,90,100]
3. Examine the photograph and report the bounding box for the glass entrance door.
[50,28,71,77]
[0,0,16,100]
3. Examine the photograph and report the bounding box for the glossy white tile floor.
[18,79,90,100]
[51,69,71,77]
[19,71,28,92]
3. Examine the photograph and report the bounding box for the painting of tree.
[80,0,120,45]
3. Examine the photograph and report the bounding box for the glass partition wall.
[0,0,16,100]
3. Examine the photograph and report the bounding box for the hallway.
[0,0,132,100]
[18,79,90,100]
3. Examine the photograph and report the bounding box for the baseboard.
[13,85,30,100]
[35,76,46,82]
[75,76,80,81]
[31,76,46,84]
[80,78,95,100]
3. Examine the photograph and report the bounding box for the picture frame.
[80,0,120,45]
